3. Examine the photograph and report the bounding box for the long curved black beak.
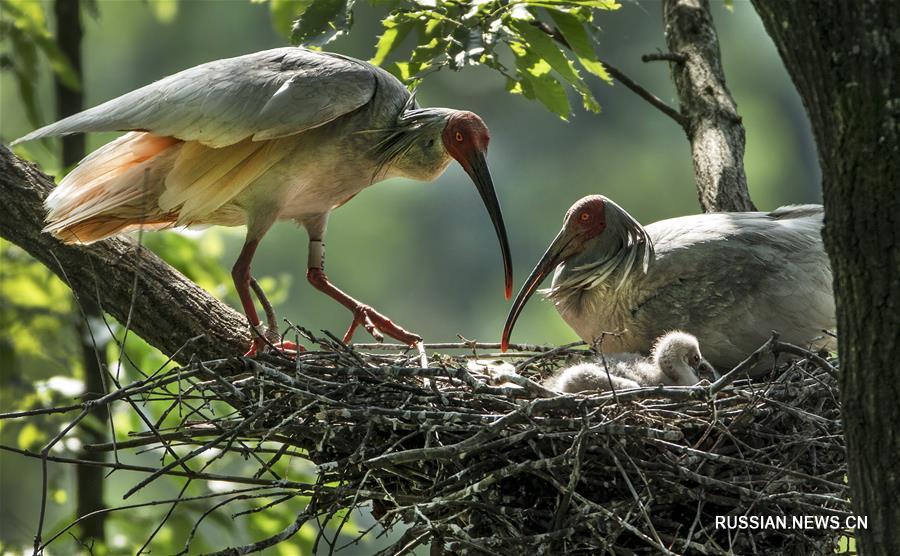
[463,150,513,300]
[501,228,573,351]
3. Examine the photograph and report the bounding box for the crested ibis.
[548,331,713,393]
[502,196,835,368]
[13,47,513,354]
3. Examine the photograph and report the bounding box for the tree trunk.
[661,0,756,212]
[752,1,900,553]
[0,146,251,362]
[53,0,108,544]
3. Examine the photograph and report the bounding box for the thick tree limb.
[0,145,250,362]
[751,1,899,553]
[662,0,756,212]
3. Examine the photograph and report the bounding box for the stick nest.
[24,332,849,555]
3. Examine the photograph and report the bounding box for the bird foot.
[343,304,422,346]
[244,328,304,357]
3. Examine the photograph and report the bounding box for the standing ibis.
[13,47,513,354]
[548,331,713,393]
[501,196,835,368]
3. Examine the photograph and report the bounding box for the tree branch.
[0,145,250,362]
[599,57,689,130]
[662,0,756,212]
[532,20,688,130]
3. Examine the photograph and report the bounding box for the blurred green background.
[0,0,821,553]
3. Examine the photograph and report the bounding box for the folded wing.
[13,47,377,148]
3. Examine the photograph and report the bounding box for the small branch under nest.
[3,334,848,555]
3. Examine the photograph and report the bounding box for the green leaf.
[510,19,581,86]
[290,0,355,47]
[371,18,414,66]
[510,41,570,119]
[525,0,620,8]
[270,0,313,40]
[410,37,444,64]
[547,9,611,83]
[529,74,570,119]
[510,19,599,113]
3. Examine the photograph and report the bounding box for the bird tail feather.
[44,132,181,244]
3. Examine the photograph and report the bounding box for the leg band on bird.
[308,240,325,270]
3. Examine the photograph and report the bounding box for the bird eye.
[580,212,591,222]
[425,139,434,148]
[455,131,464,142]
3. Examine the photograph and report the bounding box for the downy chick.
[548,331,714,394]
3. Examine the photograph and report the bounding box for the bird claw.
[244,326,304,358]
[343,304,422,346]
[244,338,303,358]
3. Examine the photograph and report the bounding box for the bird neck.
[368,106,456,182]
[546,239,654,312]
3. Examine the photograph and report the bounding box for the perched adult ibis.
[548,331,713,393]
[501,196,835,368]
[13,47,513,354]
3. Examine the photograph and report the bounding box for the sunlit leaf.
[510,19,583,86]
[270,0,313,39]
[290,0,355,47]
[510,41,571,119]
[370,18,414,65]
[525,0,620,8]
[410,37,444,64]
[547,9,612,82]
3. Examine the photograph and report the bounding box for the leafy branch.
[281,0,622,120]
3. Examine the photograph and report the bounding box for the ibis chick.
[548,331,713,393]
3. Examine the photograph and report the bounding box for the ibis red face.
[501,196,608,351]
[442,112,513,299]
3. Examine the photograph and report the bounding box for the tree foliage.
[0,0,80,127]
[281,0,618,119]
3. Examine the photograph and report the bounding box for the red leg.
[232,239,301,356]
[307,267,422,346]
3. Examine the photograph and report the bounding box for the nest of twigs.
[14,329,849,555]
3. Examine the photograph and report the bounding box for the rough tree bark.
[661,0,756,212]
[752,1,899,553]
[0,146,250,363]
[53,0,108,543]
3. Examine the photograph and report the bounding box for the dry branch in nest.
[3,330,848,555]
